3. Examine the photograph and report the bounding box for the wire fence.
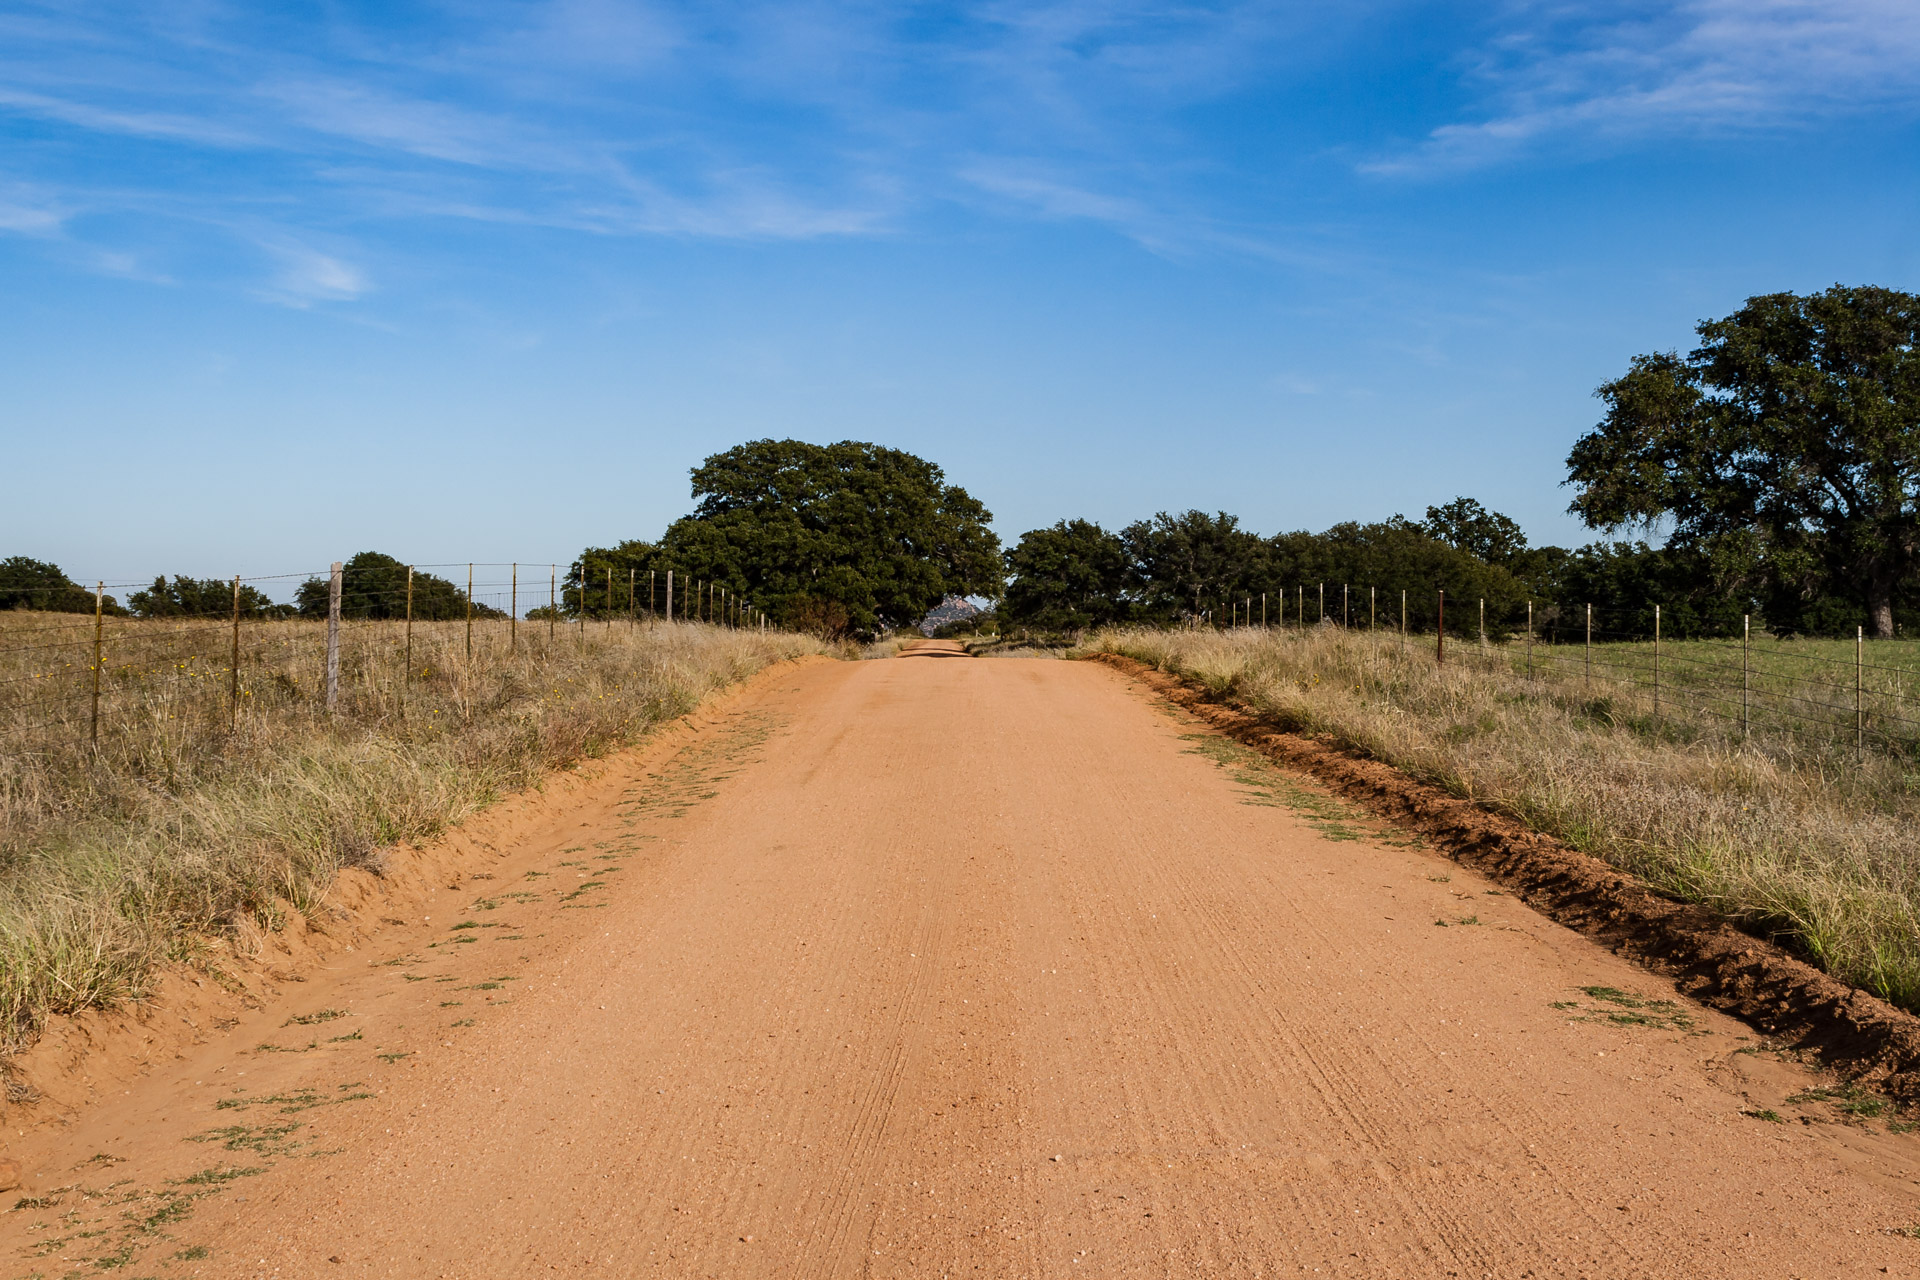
[1,561,769,770]
[1204,585,1920,759]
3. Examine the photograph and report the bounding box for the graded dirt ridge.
[5,649,1920,1277]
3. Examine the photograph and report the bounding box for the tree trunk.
[1868,570,1897,639]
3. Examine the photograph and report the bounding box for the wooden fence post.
[326,561,342,714]
[1741,614,1749,738]
[548,566,556,647]
[90,581,103,746]
[403,566,414,718]
[666,570,674,623]
[1653,604,1661,722]
[466,564,474,662]
[1858,625,1865,758]
[510,564,517,652]
[1527,600,1534,681]
[1436,590,1445,665]
[229,574,241,732]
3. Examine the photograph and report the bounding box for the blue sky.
[4,0,1918,591]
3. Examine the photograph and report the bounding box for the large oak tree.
[1566,285,1920,637]
[644,439,1002,638]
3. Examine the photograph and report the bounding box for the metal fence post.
[325,561,342,713]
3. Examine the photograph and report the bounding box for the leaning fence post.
[90,581,104,746]
[1436,589,1445,665]
[326,561,342,714]
[229,574,242,733]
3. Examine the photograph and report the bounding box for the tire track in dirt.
[6,653,1920,1277]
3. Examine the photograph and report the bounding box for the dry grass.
[0,612,827,1048]
[1091,625,1920,1012]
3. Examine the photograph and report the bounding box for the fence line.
[1204,581,1920,759]
[0,560,775,763]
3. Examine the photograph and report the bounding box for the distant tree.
[129,575,286,618]
[295,553,500,621]
[1267,519,1528,634]
[1122,511,1271,622]
[1547,538,1759,639]
[563,540,662,619]
[1002,520,1133,633]
[1422,497,1528,567]
[609,440,1002,638]
[0,557,123,614]
[1566,285,1920,637]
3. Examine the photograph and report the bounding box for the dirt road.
[10,650,1920,1277]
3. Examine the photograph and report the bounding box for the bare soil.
[6,653,1920,1277]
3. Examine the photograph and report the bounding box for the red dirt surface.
[7,653,1920,1277]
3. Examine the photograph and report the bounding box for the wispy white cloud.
[1367,0,1920,175]
[260,240,370,305]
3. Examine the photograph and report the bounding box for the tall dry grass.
[0,613,827,1048]
[1092,625,1920,1011]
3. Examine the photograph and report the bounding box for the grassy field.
[1091,624,1920,1013]
[0,612,827,1050]
[1468,629,1920,752]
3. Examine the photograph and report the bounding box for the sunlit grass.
[0,613,825,1049]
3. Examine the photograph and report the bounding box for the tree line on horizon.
[8,285,1916,643]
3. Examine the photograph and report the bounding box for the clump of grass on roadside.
[1089,625,1920,1013]
[0,617,824,1050]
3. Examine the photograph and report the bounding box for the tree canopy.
[1567,285,1920,637]
[1002,520,1133,634]
[129,575,286,618]
[295,552,500,621]
[597,440,1002,638]
[0,557,123,614]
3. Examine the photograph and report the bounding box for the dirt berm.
[1089,650,1920,1096]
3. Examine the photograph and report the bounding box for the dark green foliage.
[564,540,660,619]
[1423,497,1528,567]
[128,576,288,619]
[1567,285,1920,637]
[0,557,123,614]
[1266,519,1529,634]
[1121,511,1272,622]
[1003,520,1133,633]
[590,440,1002,638]
[293,553,500,621]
